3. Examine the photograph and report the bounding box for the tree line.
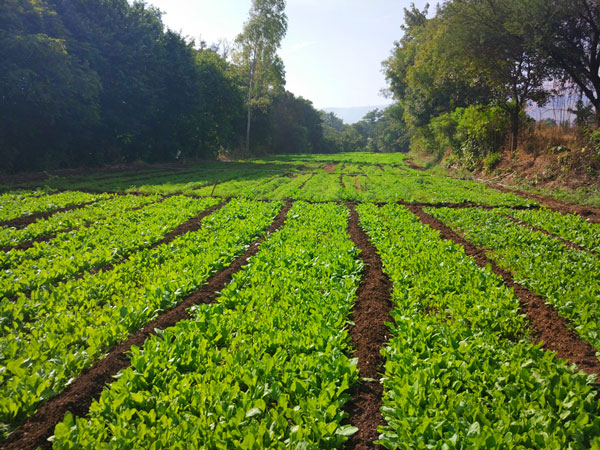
[0,0,339,172]
[379,0,600,167]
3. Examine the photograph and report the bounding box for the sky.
[142,0,430,110]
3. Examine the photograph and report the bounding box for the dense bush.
[414,105,509,169]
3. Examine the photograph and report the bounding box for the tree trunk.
[246,103,252,154]
[511,109,519,152]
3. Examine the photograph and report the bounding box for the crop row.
[503,207,600,253]
[51,201,362,449]
[0,198,281,440]
[0,194,160,248]
[0,191,108,223]
[357,204,600,448]
[6,157,538,207]
[429,207,600,352]
[354,167,532,206]
[0,196,220,298]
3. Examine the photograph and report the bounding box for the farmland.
[1,153,600,449]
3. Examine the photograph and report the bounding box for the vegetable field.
[1,153,600,449]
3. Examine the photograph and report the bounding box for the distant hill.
[323,105,390,124]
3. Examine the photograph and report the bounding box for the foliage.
[319,105,410,154]
[251,92,327,155]
[483,152,502,171]
[414,105,509,168]
[0,0,248,171]
[430,207,600,351]
[504,207,600,255]
[51,202,361,448]
[0,194,157,248]
[0,190,107,223]
[234,0,287,154]
[0,199,279,439]
[518,0,600,125]
[358,203,600,449]
[0,196,215,298]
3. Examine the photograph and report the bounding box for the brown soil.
[340,174,346,189]
[480,129,600,195]
[344,203,393,450]
[0,234,58,253]
[82,200,226,279]
[354,177,362,192]
[405,158,425,171]
[0,199,102,229]
[396,200,539,211]
[324,163,338,173]
[501,213,600,259]
[488,184,600,223]
[298,173,314,190]
[408,205,600,381]
[2,201,292,450]
[1,197,163,253]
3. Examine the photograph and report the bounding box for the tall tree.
[447,0,551,150]
[234,0,287,154]
[383,4,493,131]
[520,0,600,126]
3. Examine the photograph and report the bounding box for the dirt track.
[2,201,292,450]
[409,205,600,381]
[344,203,393,450]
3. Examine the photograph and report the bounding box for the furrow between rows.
[2,201,292,450]
[408,205,600,380]
[344,203,393,450]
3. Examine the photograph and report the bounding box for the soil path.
[408,205,600,381]
[2,201,292,450]
[396,201,538,210]
[323,163,338,173]
[488,184,600,223]
[0,199,104,229]
[78,199,225,280]
[354,177,362,192]
[501,213,600,260]
[297,173,314,190]
[404,158,425,171]
[0,196,164,253]
[344,203,393,450]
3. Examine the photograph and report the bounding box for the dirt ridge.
[344,203,393,450]
[297,173,314,190]
[2,200,292,450]
[501,213,600,260]
[397,200,539,210]
[408,205,600,381]
[78,199,226,280]
[488,184,600,223]
[0,199,104,229]
[0,196,165,253]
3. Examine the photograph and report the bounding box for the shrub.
[483,152,502,171]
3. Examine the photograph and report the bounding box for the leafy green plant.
[0,196,221,298]
[357,203,600,449]
[51,202,362,448]
[430,207,600,351]
[0,194,160,248]
[0,191,108,222]
[0,199,281,439]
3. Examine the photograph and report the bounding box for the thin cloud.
[291,41,318,51]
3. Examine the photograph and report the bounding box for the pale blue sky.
[144,0,429,109]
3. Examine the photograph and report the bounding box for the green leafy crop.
[357,203,600,449]
[51,202,362,449]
